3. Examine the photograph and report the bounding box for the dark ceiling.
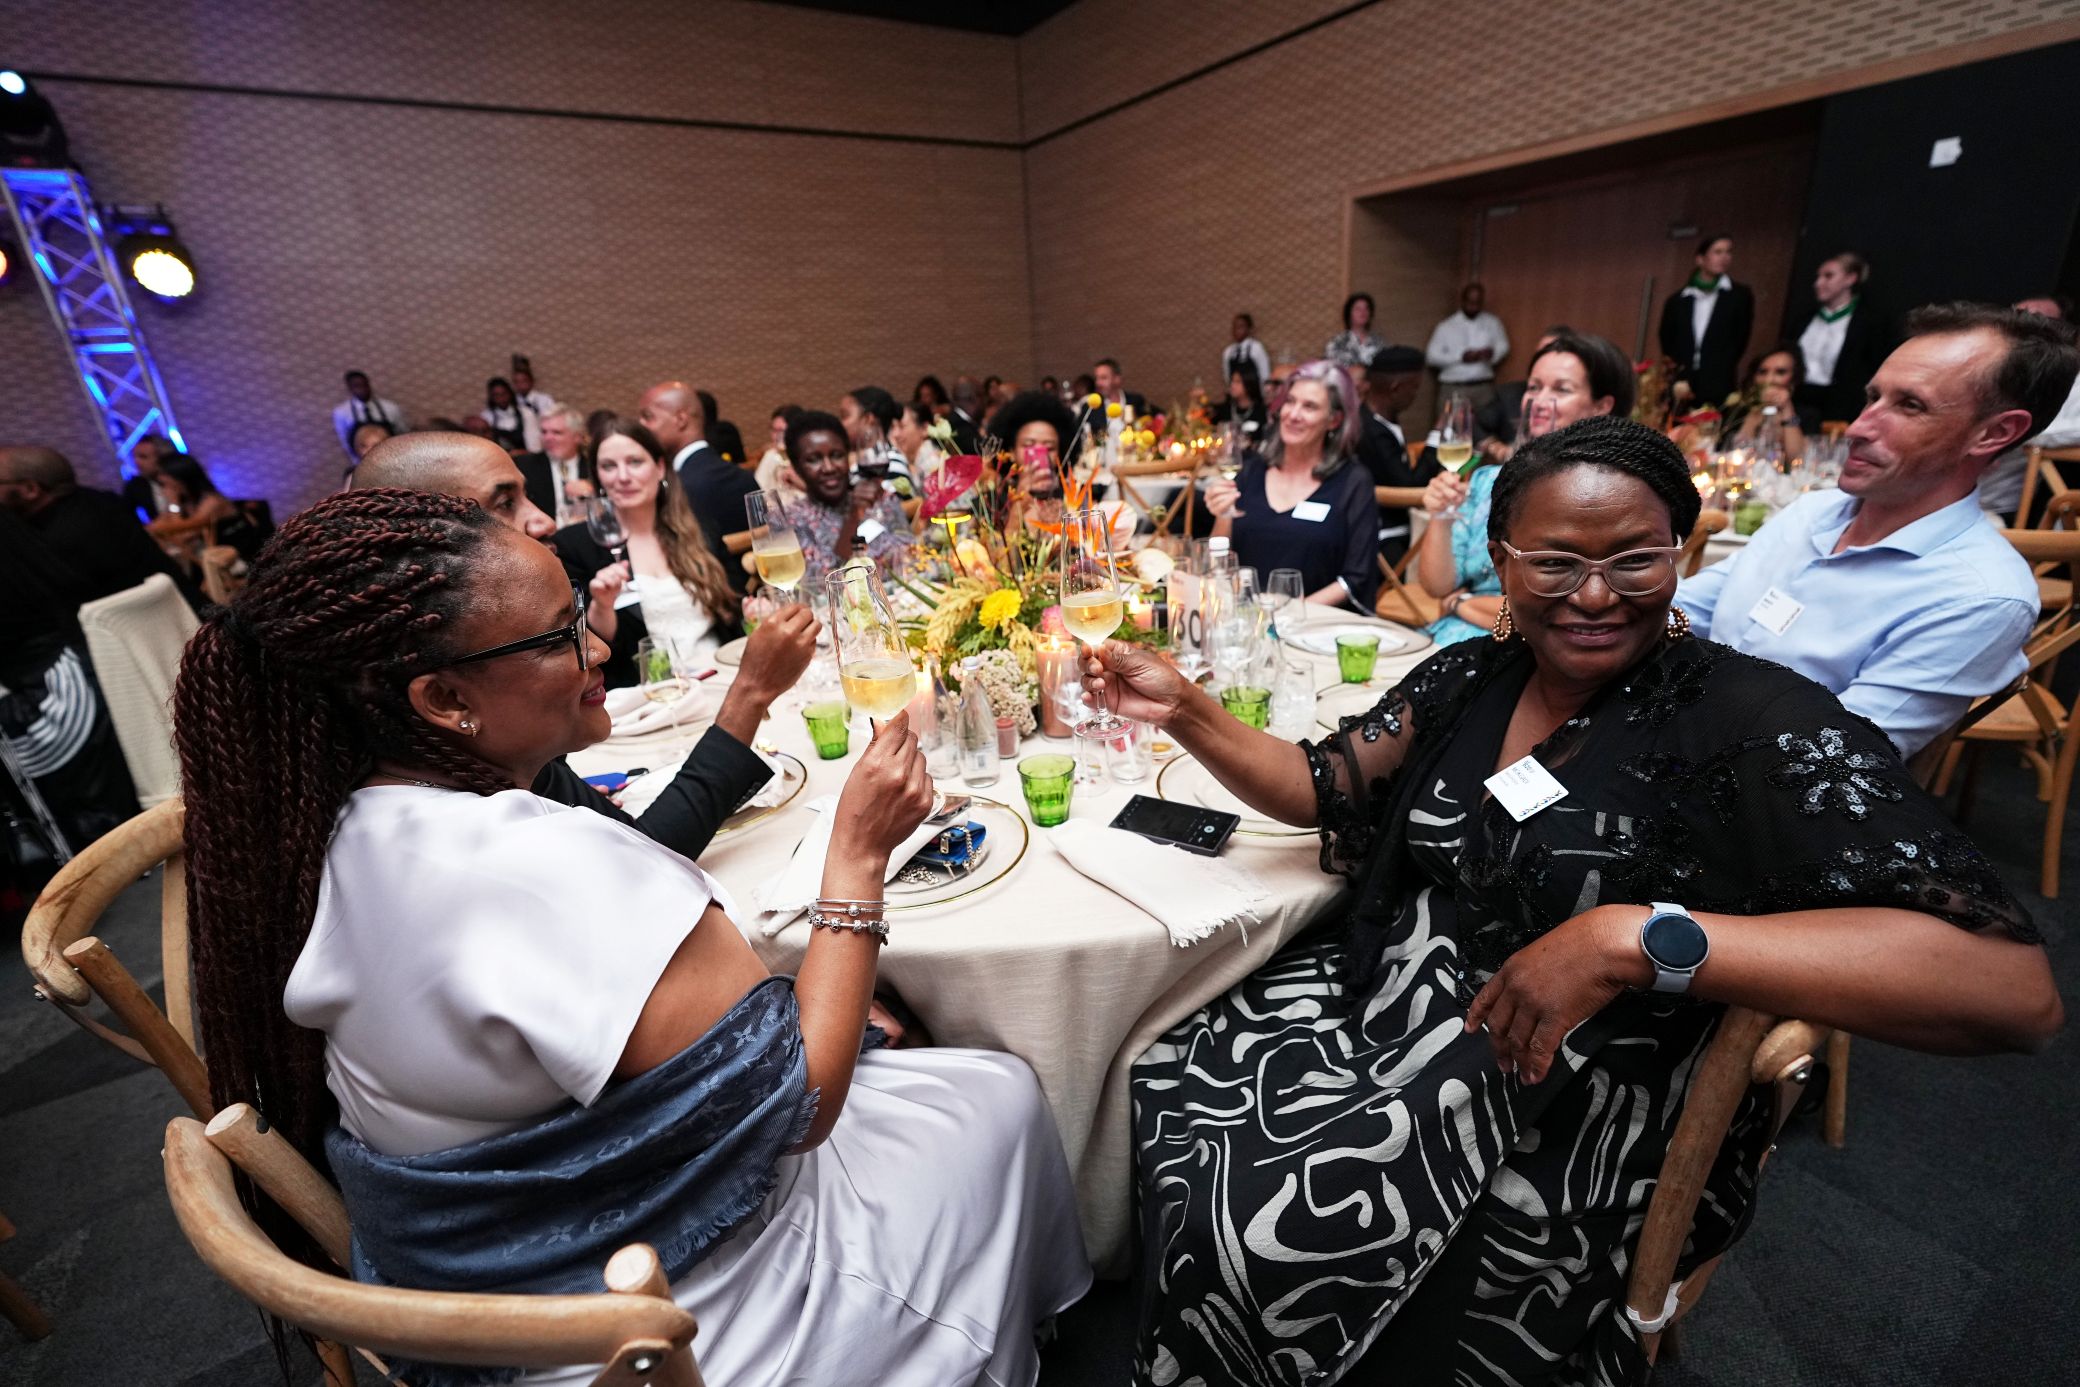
[761,1,1077,36]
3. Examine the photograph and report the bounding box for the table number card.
[1484,756,1569,822]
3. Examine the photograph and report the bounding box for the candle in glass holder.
[1037,639,1078,738]
[1126,594,1154,631]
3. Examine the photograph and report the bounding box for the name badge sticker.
[1748,586,1804,636]
[857,518,890,544]
[1291,500,1331,523]
[1484,756,1569,822]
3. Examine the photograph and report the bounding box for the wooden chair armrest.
[1375,486,1428,510]
[721,529,752,556]
[1626,1006,1774,1346]
[163,1120,698,1372]
[65,936,214,1119]
[22,799,185,1007]
[205,1105,353,1269]
[1110,457,1196,478]
[1750,1019,1829,1085]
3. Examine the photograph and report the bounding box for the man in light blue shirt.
[1678,302,2079,756]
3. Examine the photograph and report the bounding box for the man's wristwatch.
[1639,902,1709,994]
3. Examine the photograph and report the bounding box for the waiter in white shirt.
[1424,284,1510,412]
[332,370,406,457]
[1220,312,1272,391]
[511,354,557,418]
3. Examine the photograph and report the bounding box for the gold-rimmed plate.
[1315,680,1394,734]
[1155,754,1318,839]
[1282,618,1431,659]
[884,796,1029,911]
[711,752,808,839]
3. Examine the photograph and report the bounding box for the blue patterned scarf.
[324,975,818,1386]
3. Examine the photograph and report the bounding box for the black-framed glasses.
[434,583,591,671]
[1497,541,1683,598]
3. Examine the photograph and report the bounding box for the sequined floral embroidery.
[1766,727,1903,819]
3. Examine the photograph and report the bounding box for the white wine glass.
[1059,504,1128,736]
[746,489,806,595]
[823,561,915,728]
[635,636,689,733]
[1433,393,1476,520]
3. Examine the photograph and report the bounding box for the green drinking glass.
[802,700,851,759]
[1018,753,1076,827]
[1335,633,1381,684]
[1219,684,1272,729]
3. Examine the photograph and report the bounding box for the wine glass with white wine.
[823,561,915,728]
[745,489,806,594]
[1059,504,1128,736]
[1433,393,1477,520]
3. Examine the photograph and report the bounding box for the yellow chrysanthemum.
[978,588,1024,630]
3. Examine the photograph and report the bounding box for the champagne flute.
[585,494,630,575]
[1059,504,1128,736]
[824,561,915,727]
[1433,393,1476,521]
[745,489,806,594]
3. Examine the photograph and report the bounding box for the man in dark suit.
[1354,347,1439,567]
[696,389,749,467]
[1659,234,1754,408]
[946,377,985,454]
[0,444,194,606]
[118,433,174,520]
[638,379,757,592]
[515,404,593,527]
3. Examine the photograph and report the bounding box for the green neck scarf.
[1688,271,1723,293]
[1816,296,1859,323]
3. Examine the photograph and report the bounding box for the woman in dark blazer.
[1791,252,1892,424]
[1658,234,1754,407]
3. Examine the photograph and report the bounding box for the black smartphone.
[1110,794,1240,856]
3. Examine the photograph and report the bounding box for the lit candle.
[1127,594,1154,631]
[1036,639,1077,738]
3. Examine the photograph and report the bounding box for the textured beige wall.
[4,0,1026,506]
[1018,0,2080,409]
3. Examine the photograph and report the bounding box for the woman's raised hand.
[830,711,935,864]
[1422,471,1469,517]
[1203,478,1241,518]
[1084,641,1194,727]
[588,560,631,609]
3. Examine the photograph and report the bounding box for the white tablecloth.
[567,621,1431,1273]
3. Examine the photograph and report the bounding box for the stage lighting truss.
[0,167,186,464]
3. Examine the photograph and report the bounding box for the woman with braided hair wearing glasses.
[1084,415,2057,1386]
[173,488,1089,1387]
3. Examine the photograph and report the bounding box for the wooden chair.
[1819,421,1850,441]
[197,545,246,606]
[2017,444,2080,529]
[1934,529,2080,897]
[1110,456,1198,540]
[164,1109,705,1386]
[1679,509,1729,577]
[1627,1008,1830,1362]
[19,799,211,1118]
[721,529,753,556]
[1372,486,1439,626]
[0,1210,51,1344]
[2025,488,2077,614]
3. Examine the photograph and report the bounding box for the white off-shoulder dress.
[286,786,1091,1386]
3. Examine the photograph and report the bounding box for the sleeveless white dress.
[286,787,1090,1386]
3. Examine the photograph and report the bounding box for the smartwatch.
[1639,902,1709,994]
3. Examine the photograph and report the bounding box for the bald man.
[0,444,190,606]
[640,380,757,591]
[353,432,815,861]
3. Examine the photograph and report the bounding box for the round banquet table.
[566,615,1433,1274]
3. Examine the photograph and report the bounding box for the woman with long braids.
[173,488,1088,1386]
[1088,416,2057,1385]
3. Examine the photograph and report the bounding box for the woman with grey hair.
[1205,359,1380,609]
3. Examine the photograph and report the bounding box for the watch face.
[1644,912,1709,970]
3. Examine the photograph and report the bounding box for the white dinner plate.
[1282,619,1431,659]
[1314,680,1393,733]
[883,797,1029,911]
[714,635,749,666]
[1155,754,1317,839]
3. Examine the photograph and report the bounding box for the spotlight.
[0,69,70,168]
[110,204,198,302]
[0,237,14,289]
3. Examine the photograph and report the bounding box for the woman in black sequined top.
[1083,415,2058,1387]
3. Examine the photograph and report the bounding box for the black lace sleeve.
[1302,640,1490,878]
[1617,647,2035,942]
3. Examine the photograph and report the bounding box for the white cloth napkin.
[605,682,720,738]
[752,795,945,936]
[1046,819,1267,946]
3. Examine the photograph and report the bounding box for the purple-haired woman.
[1203,359,1381,610]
